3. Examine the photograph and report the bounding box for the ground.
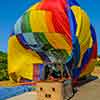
[0,66,100,100]
[7,79,100,100]
[7,92,37,100]
[71,79,100,100]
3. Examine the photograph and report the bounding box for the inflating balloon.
[8,0,97,82]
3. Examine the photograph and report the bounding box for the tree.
[0,51,9,81]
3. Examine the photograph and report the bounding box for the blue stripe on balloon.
[72,67,80,79]
[71,37,80,79]
[90,24,97,43]
[72,48,92,79]
[66,3,80,79]
[39,64,44,80]
[67,8,77,35]
[79,48,92,72]
[72,37,80,66]
[17,34,28,45]
[67,7,80,66]
[67,0,80,7]
[37,51,50,62]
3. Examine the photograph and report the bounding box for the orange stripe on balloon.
[45,11,55,32]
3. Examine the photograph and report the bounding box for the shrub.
[0,51,9,81]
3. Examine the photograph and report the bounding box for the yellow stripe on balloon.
[71,6,93,68]
[8,36,43,80]
[26,2,41,12]
[71,6,91,45]
[44,32,72,54]
[71,6,82,37]
[29,10,50,32]
[89,34,93,48]
[80,59,96,77]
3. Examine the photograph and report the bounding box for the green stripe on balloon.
[22,12,32,32]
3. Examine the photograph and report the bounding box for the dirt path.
[7,92,37,100]
[7,79,100,100]
[1,67,100,100]
[71,79,100,100]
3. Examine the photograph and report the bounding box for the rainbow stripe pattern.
[8,0,97,81]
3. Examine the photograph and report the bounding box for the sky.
[0,0,100,55]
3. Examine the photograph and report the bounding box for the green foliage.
[98,55,100,57]
[0,51,9,81]
[95,61,100,66]
[95,56,100,66]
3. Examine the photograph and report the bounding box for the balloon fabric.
[8,0,97,82]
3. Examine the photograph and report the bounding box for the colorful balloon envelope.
[8,0,97,82]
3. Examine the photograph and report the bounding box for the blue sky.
[0,0,100,55]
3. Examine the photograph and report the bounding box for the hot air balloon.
[8,0,97,82]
